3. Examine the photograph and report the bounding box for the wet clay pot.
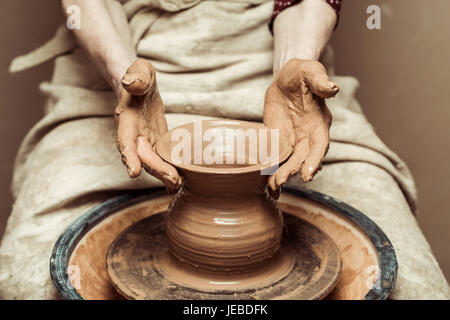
[156,120,292,273]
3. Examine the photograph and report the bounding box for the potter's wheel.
[50,188,398,300]
[106,212,341,300]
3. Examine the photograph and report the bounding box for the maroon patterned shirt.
[270,0,343,33]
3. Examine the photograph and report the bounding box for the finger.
[116,111,142,178]
[309,76,339,99]
[301,125,330,182]
[268,137,309,198]
[121,59,154,96]
[137,136,182,193]
[302,61,339,99]
[122,72,151,96]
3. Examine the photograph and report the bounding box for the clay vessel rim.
[156,120,292,175]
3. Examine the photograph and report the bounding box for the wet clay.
[158,244,295,292]
[105,211,341,300]
[166,188,284,272]
[155,120,292,272]
[279,193,378,300]
[69,192,376,300]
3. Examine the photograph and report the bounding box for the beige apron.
[1,0,449,299]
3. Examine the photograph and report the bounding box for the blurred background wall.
[0,0,449,282]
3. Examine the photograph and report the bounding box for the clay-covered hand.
[115,58,182,193]
[264,58,339,198]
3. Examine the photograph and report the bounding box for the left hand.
[114,58,182,193]
[264,58,339,198]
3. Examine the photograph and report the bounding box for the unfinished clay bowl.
[155,120,292,272]
[50,187,397,300]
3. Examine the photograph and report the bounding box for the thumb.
[302,61,339,98]
[121,59,155,96]
[122,72,151,97]
[309,74,340,99]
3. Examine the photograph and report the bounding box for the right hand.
[264,59,338,198]
[114,58,182,193]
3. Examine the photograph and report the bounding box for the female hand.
[264,58,339,198]
[115,58,182,193]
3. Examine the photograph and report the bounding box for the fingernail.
[122,76,135,86]
[329,82,339,91]
[302,170,312,182]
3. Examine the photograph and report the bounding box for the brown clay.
[105,211,341,299]
[69,192,375,300]
[264,58,339,196]
[155,120,292,272]
[279,193,378,300]
[158,242,295,292]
